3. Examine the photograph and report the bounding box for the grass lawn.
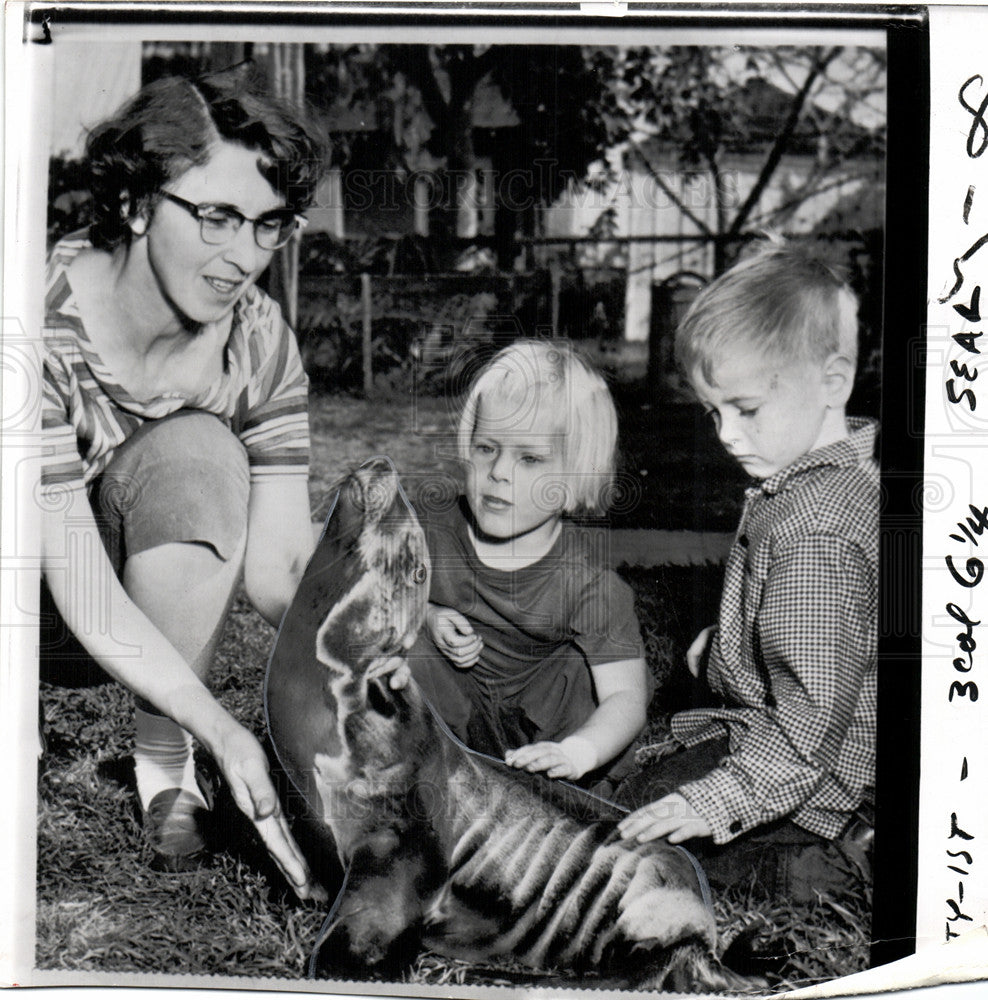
[610,384,750,532]
[307,381,749,531]
[37,384,870,989]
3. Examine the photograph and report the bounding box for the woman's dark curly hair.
[86,70,329,251]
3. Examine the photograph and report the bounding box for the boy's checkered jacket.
[672,418,879,845]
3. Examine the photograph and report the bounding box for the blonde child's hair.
[676,236,860,385]
[457,339,618,514]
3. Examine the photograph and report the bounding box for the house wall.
[544,148,884,341]
[51,42,142,157]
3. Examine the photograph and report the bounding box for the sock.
[133,706,209,812]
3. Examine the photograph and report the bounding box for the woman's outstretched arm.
[42,486,318,899]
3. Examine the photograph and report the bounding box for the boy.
[618,239,878,899]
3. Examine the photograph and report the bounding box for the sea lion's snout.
[349,457,431,662]
[351,456,402,523]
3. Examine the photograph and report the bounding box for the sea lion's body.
[265,458,746,991]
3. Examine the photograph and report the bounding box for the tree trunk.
[430,96,475,270]
[264,43,305,329]
[725,48,841,241]
[707,153,729,274]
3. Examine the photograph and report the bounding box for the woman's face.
[142,140,284,325]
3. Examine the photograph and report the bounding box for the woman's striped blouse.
[42,235,311,499]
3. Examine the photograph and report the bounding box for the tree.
[592,45,886,272]
[306,44,612,270]
[387,44,495,263]
[484,46,614,266]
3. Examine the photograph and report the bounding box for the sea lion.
[265,456,751,992]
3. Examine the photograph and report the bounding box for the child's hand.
[505,736,598,780]
[427,605,483,668]
[618,792,712,844]
[367,655,411,690]
[686,625,715,678]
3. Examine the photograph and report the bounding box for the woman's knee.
[141,410,247,465]
[96,412,249,564]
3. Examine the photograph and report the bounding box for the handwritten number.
[961,74,988,158]
[963,504,988,535]
[946,554,984,587]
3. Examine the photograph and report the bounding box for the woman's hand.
[427,605,483,668]
[505,736,599,780]
[618,792,712,844]
[212,719,325,902]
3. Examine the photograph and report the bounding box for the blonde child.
[408,340,650,792]
[618,239,878,899]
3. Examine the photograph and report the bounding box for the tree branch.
[706,152,728,235]
[747,165,884,231]
[726,46,842,239]
[629,138,713,236]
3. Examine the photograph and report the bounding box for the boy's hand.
[505,736,598,780]
[686,625,715,678]
[618,793,712,844]
[427,605,483,668]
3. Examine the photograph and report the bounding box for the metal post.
[265,42,305,331]
[361,273,373,395]
[550,259,561,339]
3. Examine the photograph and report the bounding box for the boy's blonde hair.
[457,339,618,514]
[676,237,860,385]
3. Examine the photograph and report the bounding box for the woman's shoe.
[143,788,210,872]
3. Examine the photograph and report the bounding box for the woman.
[42,71,329,890]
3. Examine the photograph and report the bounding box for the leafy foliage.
[590,46,886,267]
[295,244,553,393]
[483,45,612,206]
[304,44,613,267]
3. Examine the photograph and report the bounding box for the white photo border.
[4,1,987,995]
